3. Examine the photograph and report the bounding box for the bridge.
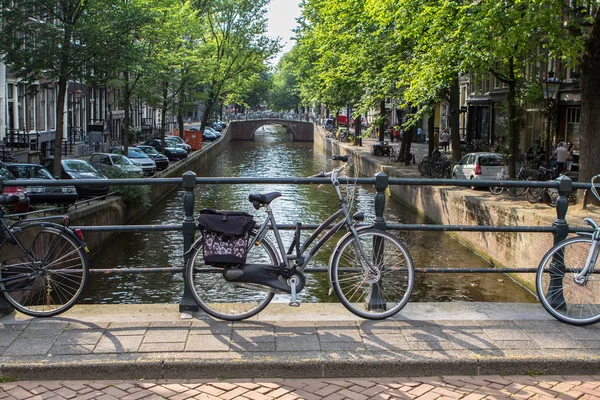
[228,119,314,141]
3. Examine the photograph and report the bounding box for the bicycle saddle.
[248,192,282,209]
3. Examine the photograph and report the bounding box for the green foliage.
[103,169,151,210]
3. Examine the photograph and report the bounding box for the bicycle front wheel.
[0,225,88,317]
[185,231,279,321]
[536,236,600,325]
[489,185,504,195]
[330,229,415,319]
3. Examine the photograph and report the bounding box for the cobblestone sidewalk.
[2,375,600,399]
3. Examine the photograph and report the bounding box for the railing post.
[179,171,200,313]
[547,175,572,308]
[368,172,388,311]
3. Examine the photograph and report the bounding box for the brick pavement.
[1,375,600,399]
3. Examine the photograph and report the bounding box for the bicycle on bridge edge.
[184,155,415,321]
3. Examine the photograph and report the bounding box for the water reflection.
[83,124,536,304]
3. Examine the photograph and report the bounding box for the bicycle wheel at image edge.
[536,236,600,325]
[185,230,278,321]
[0,225,88,317]
[329,229,415,319]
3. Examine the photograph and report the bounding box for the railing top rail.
[0,175,592,190]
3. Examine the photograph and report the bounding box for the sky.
[266,0,302,65]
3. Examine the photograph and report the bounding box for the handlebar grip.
[332,155,349,162]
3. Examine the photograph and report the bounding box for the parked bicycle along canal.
[82,125,537,305]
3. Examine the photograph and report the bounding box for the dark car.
[201,129,218,142]
[144,139,188,161]
[136,145,169,170]
[41,158,109,198]
[164,136,192,153]
[4,163,78,206]
[109,146,156,175]
[0,167,30,213]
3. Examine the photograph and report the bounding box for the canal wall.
[70,132,233,253]
[313,127,580,292]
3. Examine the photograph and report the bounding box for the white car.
[452,152,508,187]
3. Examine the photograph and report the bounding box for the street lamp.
[543,71,561,168]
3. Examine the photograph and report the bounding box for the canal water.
[83,125,537,305]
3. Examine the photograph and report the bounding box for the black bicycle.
[185,155,415,321]
[0,195,89,317]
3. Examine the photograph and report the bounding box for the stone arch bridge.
[228,119,314,141]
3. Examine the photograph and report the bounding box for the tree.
[0,0,129,177]
[197,0,279,130]
[579,7,600,203]
[456,0,577,176]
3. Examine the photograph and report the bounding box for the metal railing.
[0,173,595,313]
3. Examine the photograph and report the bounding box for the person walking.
[551,142,569,177]
[440,129,450,152]
[417,127,423,143]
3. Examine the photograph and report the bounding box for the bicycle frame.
[251,160,375,275]
[253,205,358,273]
[574,218,600,284]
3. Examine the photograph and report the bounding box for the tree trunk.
[160,81,168,152]
[177,82,185,139]
[449,77,461,162]
[123,71,130,154]
[53,78,68,178]
[403,117,414,166]
[506,57,518,178]
[201,90,215,132]
[354,115,362,146]
[580,11,600,205]
[428,112,435,156]
[378,100,386,142]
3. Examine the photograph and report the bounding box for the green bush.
[103,169,151,210]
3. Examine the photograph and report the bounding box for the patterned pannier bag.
[197,209,255,266]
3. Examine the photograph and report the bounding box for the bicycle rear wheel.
[329,229,415,319]
[0,225,88,317]
[185,231,278,321]
[536,236,600,325]
[527,187,544,203]
[506,179,527,196]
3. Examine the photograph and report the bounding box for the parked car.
[204,126,222,139]
[452,152,508,188]
[201,129,218,142]
[136,145,169,170]
[89,153,144,177]
[0,167,30,213]
[110,146,156,175]
[214,120,227,129]
[210,122,223,132]
[40,158,109,198]
[165,136,192,153]
[144,139,188,161]
[4,163,78,206]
